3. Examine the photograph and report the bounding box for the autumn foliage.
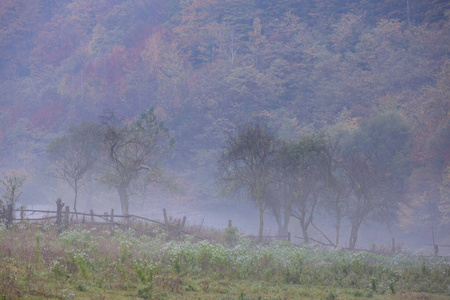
[0,0,449,243]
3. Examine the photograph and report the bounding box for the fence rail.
[4,199,445,256]
[1,199,292,245]
[0,198,183,234]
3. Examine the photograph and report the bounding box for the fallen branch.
[295,235,334,247]
[310,220,335,247]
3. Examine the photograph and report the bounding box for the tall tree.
[342,111,411,249]
[276,134,329,243]
[46,122,102,212]
[320,140,350,247]
[343,151,391,250]
[218,121,279,240]
[101,108,175,215]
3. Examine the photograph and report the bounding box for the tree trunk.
[276,223,286,238]
[73,180,78,213]
[275,201,291,239]
[301,225,309,243]
[117,183,128,215]
[349,222,360,250]
[282,203,291,239]
[298,213,309,243]
[257,200,264,241]
[335,208,341,247]
[273,205,283,237]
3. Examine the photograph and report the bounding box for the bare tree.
[1,173,27,228]
[101,109,175,215]
[47,122,102,212]
[1,173,27,208]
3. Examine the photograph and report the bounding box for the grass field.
[0,223,449,299]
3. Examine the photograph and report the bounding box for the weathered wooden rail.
[3,201,447,256]
[1,199,292,245]
[1,198,183,236]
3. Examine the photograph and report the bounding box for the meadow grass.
[0,223,449,299]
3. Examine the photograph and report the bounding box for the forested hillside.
[0,0,449,246]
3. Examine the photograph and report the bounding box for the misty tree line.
[218,111,411,250]
[1,0,448,248]
[21,107,411,250]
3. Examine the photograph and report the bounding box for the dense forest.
[0,0,449,248]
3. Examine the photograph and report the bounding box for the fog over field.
[1,0,449,255]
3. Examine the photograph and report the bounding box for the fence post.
[228,220,232,228]
[110,209,115,235]
[20,206,25,222]
[56,198,64,231]
[179,216,186,234]
[90,209,94,223]
[64,206,70,229]
[434,244,439,256]
[287,232,291,242]
[104,212,109,228]
[198,218,204,235]
[163,208,168,232]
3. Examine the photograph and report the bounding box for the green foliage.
[137,283,153,299]
[350,111,411,172]
[326,291,337,300]
[74,281,87,292]
[222,226,239,246]
[50,258,68,280]
[68,249,93,278]
[60,229,95,248]
[284,253,303,284]
[0,227,449,298]
[133,259,154,284]
[34,233,41,267]
[389,280,396,294]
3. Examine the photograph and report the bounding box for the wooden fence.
[3,199,448,257]
[4,200,446,256]
[0,198,291,243]
[0,198,183,235]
